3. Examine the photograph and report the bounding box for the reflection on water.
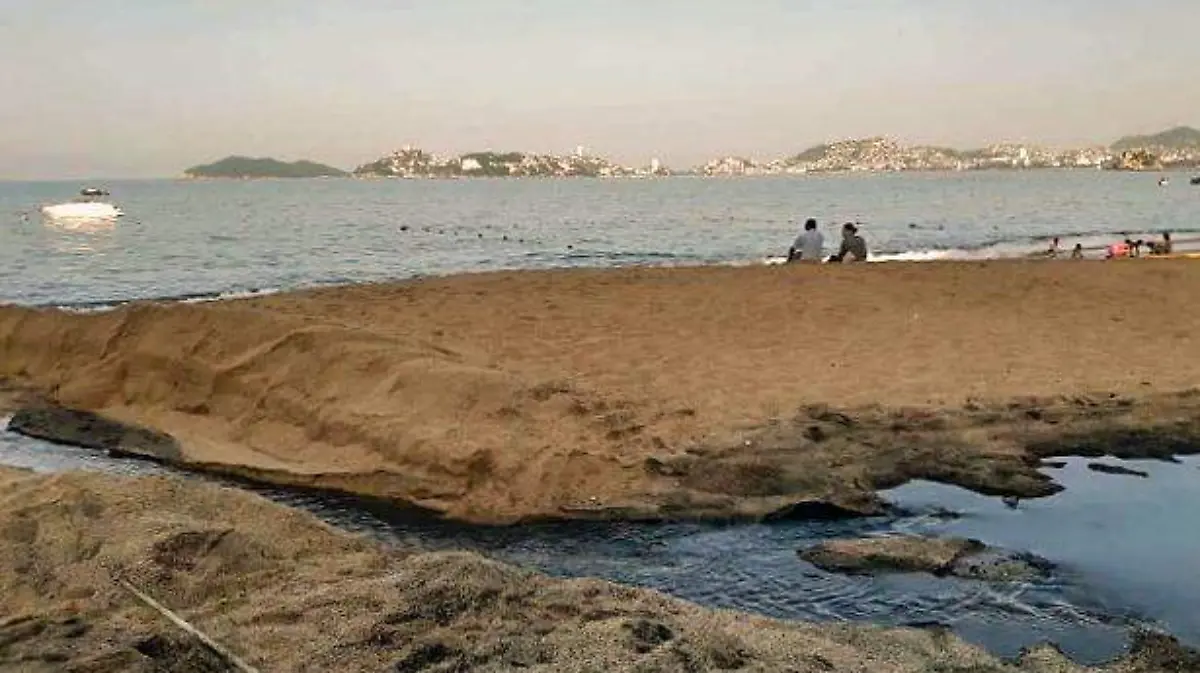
[887,456,1200,650]
[6,429,1192,663]
[37,214,119,256]
[42,216,118,235]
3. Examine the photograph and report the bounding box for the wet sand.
[2,464,1194,672]
[2,260,1199,523]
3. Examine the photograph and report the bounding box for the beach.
[2,259,1199,523]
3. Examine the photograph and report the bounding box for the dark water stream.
[3,423,1197,664]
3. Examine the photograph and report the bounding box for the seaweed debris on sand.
[2,465,1197,673]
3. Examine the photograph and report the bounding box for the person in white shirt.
[788,218,824,263]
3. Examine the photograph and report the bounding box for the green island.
[183,156,348,179]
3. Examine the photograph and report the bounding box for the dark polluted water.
[2,424,1197,664]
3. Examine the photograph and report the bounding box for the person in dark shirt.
[1149,231,1173,256]
[829,223,868,262]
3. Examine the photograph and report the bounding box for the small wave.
[46,286,283,313]
[178,287,282,305]
[560,249,700,264]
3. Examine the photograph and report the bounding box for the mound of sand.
[2,261,1200,522]
[1,465,1194,672]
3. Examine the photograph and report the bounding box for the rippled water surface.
[6,427,1197,663]
[2,173,1199,307]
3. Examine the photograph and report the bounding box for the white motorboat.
[41,188,124,220]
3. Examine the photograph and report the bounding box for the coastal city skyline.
[4,1,1200,179]
[181,126,1200,179]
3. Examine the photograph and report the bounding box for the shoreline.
[2,260,1199,524]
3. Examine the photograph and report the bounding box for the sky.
[2,0,1198,179]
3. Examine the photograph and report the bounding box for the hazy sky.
[2,0,1198,179]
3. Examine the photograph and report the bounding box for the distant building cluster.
[354,145,669,179]
[350,127,1200,179]
[702,137,1199,176]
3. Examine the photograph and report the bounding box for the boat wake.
[39,187,124,222]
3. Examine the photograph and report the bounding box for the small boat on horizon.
[40,188,124,220]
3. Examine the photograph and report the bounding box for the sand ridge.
[2,260,1199,522]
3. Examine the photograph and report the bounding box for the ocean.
[2,171,1198,307]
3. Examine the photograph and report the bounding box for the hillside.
[1111,126,1200,151]
[184,156,348,179]
[352,146,640,178]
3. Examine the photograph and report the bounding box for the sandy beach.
[2,260,1199,522]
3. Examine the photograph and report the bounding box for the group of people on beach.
[786,219,869,264]
[787,220,1176,264]
[1044,232,1174,260]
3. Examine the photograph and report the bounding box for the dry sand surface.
[1,464,1196,673]
[2,260,1200,522]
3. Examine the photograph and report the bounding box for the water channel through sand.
[4,423,1197,665]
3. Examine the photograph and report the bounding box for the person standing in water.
[830,223,868,262]
[787,218,824,263]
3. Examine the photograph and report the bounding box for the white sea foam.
[50,286,283,314]
[177,287,282,305]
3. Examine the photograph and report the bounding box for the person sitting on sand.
[1105,240,1130,260]
[1070,243,1084,259]
[829,223,868,263]
[787,218,824,263]
[1148,232,1173,256]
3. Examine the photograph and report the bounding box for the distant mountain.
[1111,126,1200,151]
[790,143,833,163]
[184,156,347,179]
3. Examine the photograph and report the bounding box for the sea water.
[2,171,1199,307]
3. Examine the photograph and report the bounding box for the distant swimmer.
[1159,177,1170,187]
[829,223,868,263]
[787,218,824,263]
